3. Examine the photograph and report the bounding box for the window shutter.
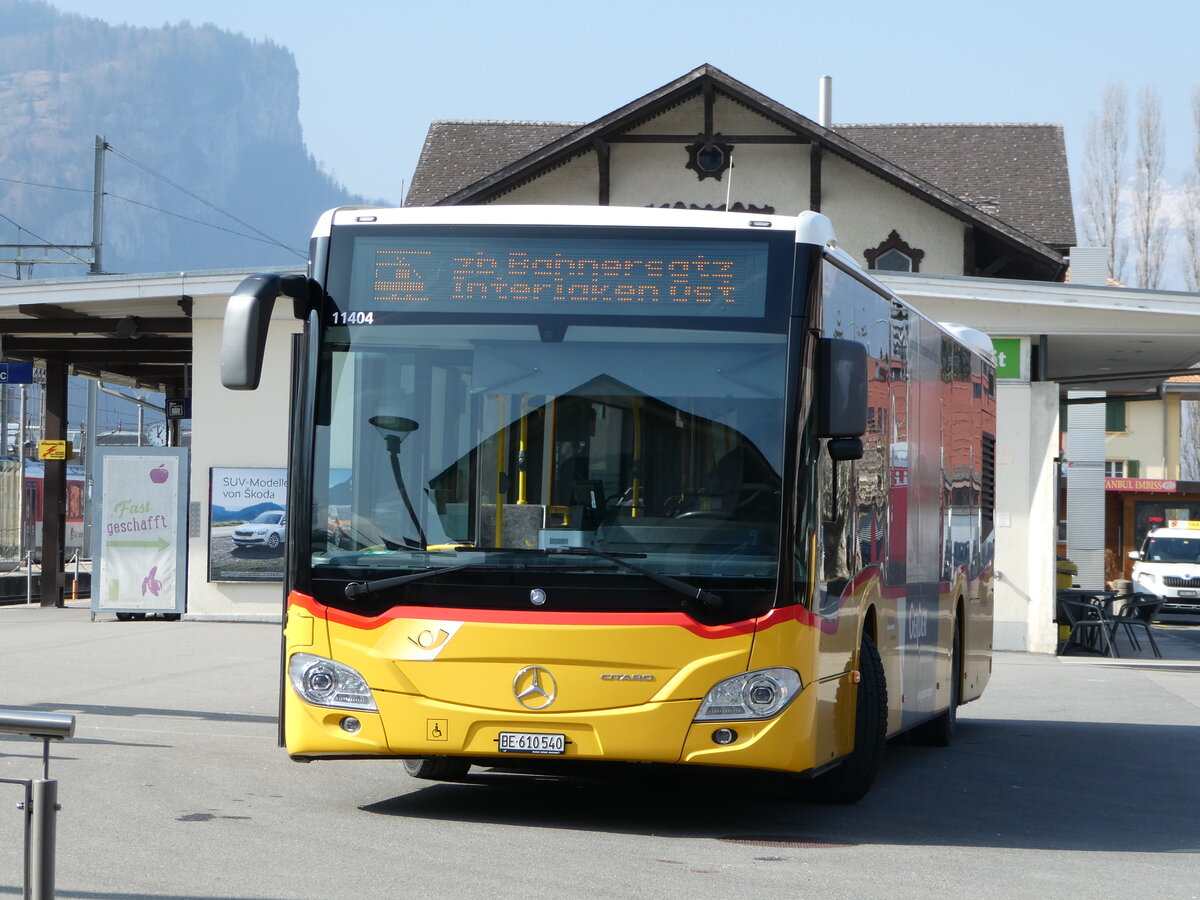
[1127,459,1140,477]
[1105,401,1126,432]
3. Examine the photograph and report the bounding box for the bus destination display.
[348,236,769,317]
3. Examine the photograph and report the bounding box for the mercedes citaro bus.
[221,205,995,802]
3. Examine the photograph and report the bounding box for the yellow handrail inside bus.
[517,396,529,505]
[631,397,642,518]
[494,396,506,547]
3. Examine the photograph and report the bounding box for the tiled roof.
[832,124,1076,249]
[403,66,1073,261]
[405,120,583,208]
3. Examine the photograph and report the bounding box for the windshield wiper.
[459,546,723,611]
[344,564,478,599]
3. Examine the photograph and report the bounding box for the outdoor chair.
[1056,594,1118,657]
[1110,595,1163,659]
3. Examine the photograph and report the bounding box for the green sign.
[992,338,1023,380]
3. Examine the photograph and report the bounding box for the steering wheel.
[731,484,775,513]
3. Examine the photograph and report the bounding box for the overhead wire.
[0,179,92,278]
[0,175,92,194]
[106,191,302,249]
[105,144,305,259]
[0,210,92,267]
[0,145,307,267]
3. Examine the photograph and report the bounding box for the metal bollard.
[29,779,57,899]
[0,709,75,900]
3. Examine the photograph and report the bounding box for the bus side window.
[819,448,855,587]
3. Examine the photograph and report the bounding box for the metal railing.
[15,550,87,605]
[0,710,76,899]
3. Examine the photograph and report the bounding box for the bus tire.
[911,614,960,747]
[403,757,471,781]
[806,633,887,804]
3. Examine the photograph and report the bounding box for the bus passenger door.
[813,446,861,768]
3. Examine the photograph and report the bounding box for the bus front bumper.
[284,686,821,774]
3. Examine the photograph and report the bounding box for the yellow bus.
[222,206,995,801]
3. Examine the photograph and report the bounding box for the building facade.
[405,64,1080,652]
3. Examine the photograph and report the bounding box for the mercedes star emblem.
[513,665,557,710]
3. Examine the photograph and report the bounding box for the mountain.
[210,501,284,524]
[0,1,373,275]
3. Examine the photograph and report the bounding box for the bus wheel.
[403,757,471,781]
[912,615,961,747]
[805,633,887,804]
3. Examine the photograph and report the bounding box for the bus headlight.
[288,653,377,711]
[693,667,802,721]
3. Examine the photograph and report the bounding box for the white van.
[1129,520,1200,612]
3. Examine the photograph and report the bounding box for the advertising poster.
[93,448,188,616]
[208,467,287,582]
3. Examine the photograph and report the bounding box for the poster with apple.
[92,448,188,617]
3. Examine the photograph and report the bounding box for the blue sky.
[43,0,1200,205]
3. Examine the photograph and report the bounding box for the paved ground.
[0,603,1196,899]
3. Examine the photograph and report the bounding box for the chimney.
[1067,247,1110,286]
[818,76,832,127]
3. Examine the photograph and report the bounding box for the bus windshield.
[311,321,787,588]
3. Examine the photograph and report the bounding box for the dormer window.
[875,249,914,272]
[865,230,925,273]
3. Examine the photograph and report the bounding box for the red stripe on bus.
[287,590,824,640]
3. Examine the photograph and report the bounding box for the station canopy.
[0,269,299,391]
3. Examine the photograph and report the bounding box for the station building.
[3,64,1200,652]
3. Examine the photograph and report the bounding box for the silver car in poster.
[231,510,286,551]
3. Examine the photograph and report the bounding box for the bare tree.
[1132,85,1168,289]
[1182,397,1200,481]
[1181,88,1200,482]
[1080,82,1129,284]
[1181,87,1200,293]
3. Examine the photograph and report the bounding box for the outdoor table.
[1055,589,1117,619]
[1055,589,1119,657]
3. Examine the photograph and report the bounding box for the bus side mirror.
[221,274,314,390]
[817,337,867,462]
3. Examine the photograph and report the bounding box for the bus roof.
[314,204,831,244]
